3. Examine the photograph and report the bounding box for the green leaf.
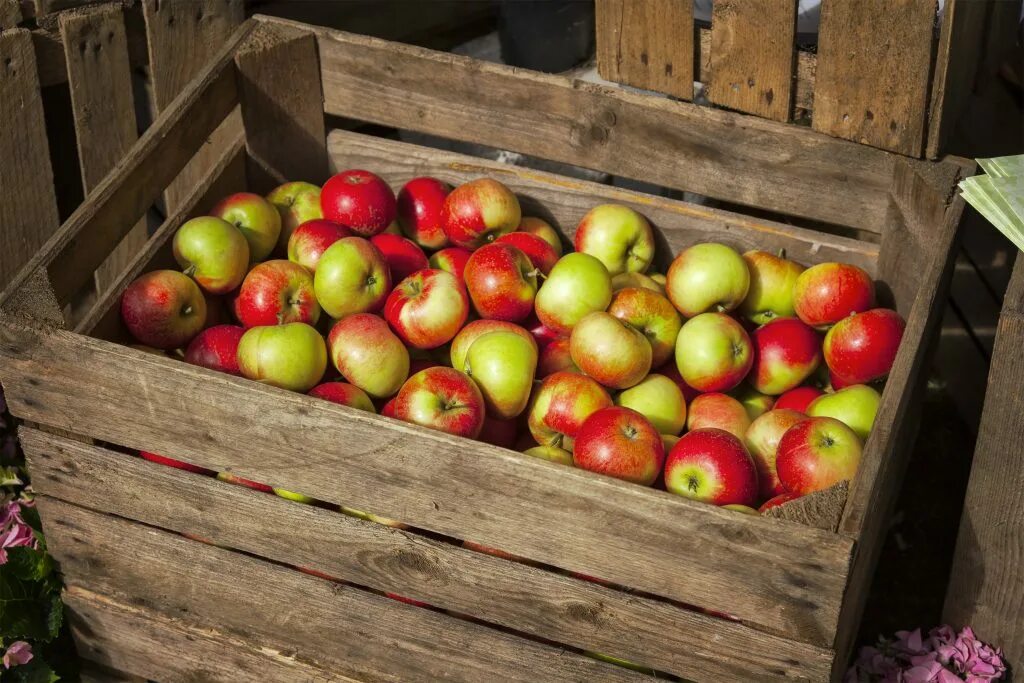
[0,572,50,641]
[11,656,61,683]
[19,505,43,536]
[3,547,53,583]
[44,592,63,641]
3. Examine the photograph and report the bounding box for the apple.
[664,428,758,506]
[723,504,759,515]
[184,324,244,375]
[737,250,805,324]
[139,451,213,475]
[217,472,274,493]
[730,383,776,421]
[650,273,666,286]
[612,272,664,294]
[655,361,701,403]
[385,269,469,349]
[569,311,652,390]
[393,367,485,438]
[686,393,750,440]
[308,381,376,413]
[313,236,391,319]
[538,337,578,377]
[479,416,519,448]
[211,192,282,262]
[273,488,316,504]
[266,181,322,251]
[396,176,450,249]
[744,409,806,500]
[523,445,574,466]
[573,406,664,485]
[661,433,680,455]
[776,416,863,494]
[340,506,407,529]
[442,178,521,248]
[806,384,880,441]
[383,221,401,235]
[121,270,207,349]
[328,314,409,398]
[748,317,822,395]
[758,492,799,512]
[237,322,326,392]
[380,397,397,418]
[428,247,472,280]
[823,308,905,384]
[674,312,753,392]
[523,315,564,350]
[774,385,824,413]
[235,260,320,328]
[666,243,750,317]
[517,216,562,254]
[449,319,535,371]
[172,216,250,294]
[793,263,875,328]
[463,243,538,322]
[606,286,682,367]
[463,330,538,419]
[573,204,655,276]
[320,169,396,236]
[287,219,351,272]
[494,231,559,275]
[829,369,855,390]
[370,233,429,284]
[615,373,686,435]
[527,371,613,450]
[535,253,613,334]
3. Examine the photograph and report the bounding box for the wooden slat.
[41,499,645,683]
[327,129,881,273]
[59,5,149,294]
[594,0,694,100]
[284,16,900,232]
[78,660,147,683]
[944,260,1024,674]
[0,327,853,645]
[0,0,21,28]
[0,20,253,311]
[813,0,938,156]
[142,0,244,211]
[0,29,60,294]
[707,0,796,122]
[24,428,836,681]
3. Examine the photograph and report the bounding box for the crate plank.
[813,0,937,157]
[327,129,881,273]
[0,29,60,294]
[41,499,647,683]
[0,0,21,28]
[0,326,853,645]
[594,0,694,100]
[59,5,149,296]
[708,0,796,122]
[24,428,836,681]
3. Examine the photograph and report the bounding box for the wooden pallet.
[0,14,972,682]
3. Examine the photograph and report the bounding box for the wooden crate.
[0,15,973,682]
[595,0,995,159]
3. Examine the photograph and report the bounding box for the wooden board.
[707,0,796,122]
[0,29,60,294]
[59,5,149,295]
[23,428,836,681]
[0,0,21,28]
[594,0,694,100]
[41,499,647,683]
[813,0,938,156]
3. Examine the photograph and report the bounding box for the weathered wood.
[944,260,1024,674]
[59,5,149,295]
[707,0,796,122]
[0,20,253,311]
[813,0,937,157]
[763,481,848,533]
[0,29,61,294]
[78,660,147,683]
[327,129,880,273]
[0,0,21,27]
[594,0,694,100]
[24,428,836,681]
[42,499,646,683]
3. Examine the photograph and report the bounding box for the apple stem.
[777,248,787,259]
[183,264,196,277]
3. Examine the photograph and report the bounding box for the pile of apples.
[122,168,904,513]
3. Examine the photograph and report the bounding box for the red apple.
[574,204,655,276]
[573,406,664,485]
[674,312,753,392]
[744,409,806,500]
[442,178,521,248]
[607,286,682,368]
[774,385,824,413]
[748,317,822,395]
[776,416,863,494]
[217,471,274,493]
[287,219,351,272]
[393,367,485,438]
[829,369,855,390]
[523,315,564,350]
[538,337,578,377]
[328,314,409,399]
[211,192,282,262]
[686,393,750,440]
[428,246,472,280]
[569,311,652,390]
[495,231,559,275]
[320,169,396,236]
[385,269,469,349]
[479,416,518,449]
[759,492,799,512]
[121,270,207,349]
[308,382,376,413]
[823,308,905,384]
[370,233,429,284]
[380,397,398,418]
[664,429,758,506]
[793,263,875,328]
[184,324,244,375]
[527,371,613,451]
[396,176,451,249]
[139,451,213,475]
[235,260,320,328]
[517,216,562,254]
[464,243,538,322]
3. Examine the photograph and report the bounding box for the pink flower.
[0,500,39,565]
[2,641,33,669]
[847,624,1006,682]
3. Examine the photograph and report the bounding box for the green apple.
[534,252,612,334]
[730,383,776,421]
[611,272,664,294]
[237,322,327,392]
[266,181,323,251]
[523,445,574,466]
[569,311,652,390]
[463,330,538,419]
[738,250,805,324]
[674,312,753,392]
[314,236,390,319]
[615,373,686,435]
[661,433,680,453]
[573,204,655,275]
[806,384,880,440]
[666,243,750,317]
[273,488,316,504]
[211,192,282,262]
[172,216,250,294]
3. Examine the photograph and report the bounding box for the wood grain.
[708,0,796,122]
[41,499,646,683]
[0,29,60,295]
[24,428,835,681]
[594,0,694,100]
[59,5,149,295]
[327,129,880,273]
[813,0,938,156]
[0,326,853,644]
[0,0,21,28]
